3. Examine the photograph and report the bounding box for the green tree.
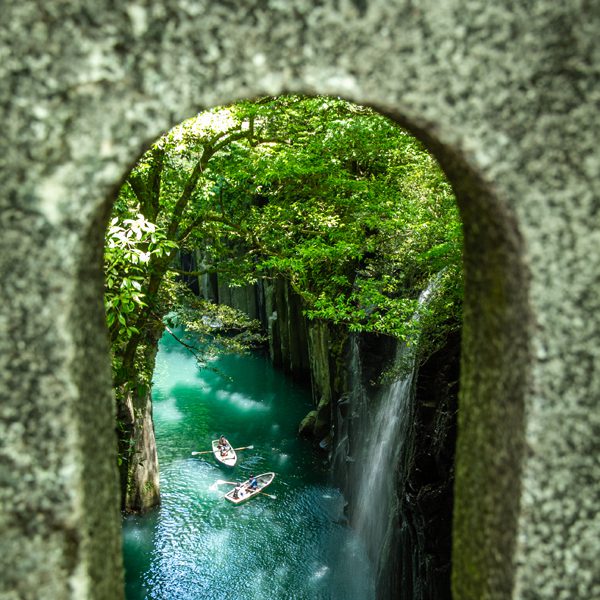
[106,106,270,511]
[106,95,463,510]
[180,96,463,356]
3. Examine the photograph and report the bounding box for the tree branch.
[168,266,214,277]
[162,323,207,363]
[166,129,256,240]
[147,146,165,220]
[127,174,146,209]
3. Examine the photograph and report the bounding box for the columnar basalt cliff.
[196,268,336,435]
[387,332,460,599]
[196,261,311,382]
[210,274,459,599]
[330,331,459,600]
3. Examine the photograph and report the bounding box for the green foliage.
[164,287,266,369]
[104,214,177,347]
[105,94,463,389]
[178,96,464,358]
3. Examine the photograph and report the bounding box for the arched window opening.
[108,95,464,600]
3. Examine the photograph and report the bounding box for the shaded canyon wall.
[203,269,459,599]
[331,331,460,600]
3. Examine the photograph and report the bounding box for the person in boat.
[218,436,229,456]
[232,485,241,500]
[247,475,258,491]
[218,435,230,451]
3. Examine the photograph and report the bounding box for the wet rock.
[298,410,317,437]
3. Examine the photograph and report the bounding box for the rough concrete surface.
[1,1,598,598]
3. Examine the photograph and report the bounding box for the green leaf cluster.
[104,214,177,346]
[105,95,463,385]
[181,96,463,358]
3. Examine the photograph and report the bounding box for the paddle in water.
[208,479,236,491]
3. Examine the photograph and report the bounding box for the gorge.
[110,97,463,599]
[122,324,376,599]
[121,271,460,599]
[208,275,459,600]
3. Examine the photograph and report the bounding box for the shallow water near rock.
[122,331,374,600]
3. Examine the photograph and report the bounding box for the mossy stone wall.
[1,2,598,598]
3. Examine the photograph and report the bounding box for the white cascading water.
[349,339,416,572]
[348,279,440,582]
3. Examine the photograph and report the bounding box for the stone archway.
[1,2,598,599]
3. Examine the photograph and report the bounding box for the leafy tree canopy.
[106,95,463,380]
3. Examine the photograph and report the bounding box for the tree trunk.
[119,386,160,512]
[116,321,164,513]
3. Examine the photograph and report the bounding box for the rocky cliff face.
[195,254,311,381]
[329,331,459,600]
[379,332,459,600]
[201,271,459,599]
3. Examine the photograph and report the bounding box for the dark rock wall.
[263,278,311,379]
[389,331,460,600]
[328,329,459,600]
[198,269,312,381]
[213,275,459,599]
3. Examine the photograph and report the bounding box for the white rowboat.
[224,472,275,504]
[212,438,237,467]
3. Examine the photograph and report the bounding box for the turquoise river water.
[122,330,374,600]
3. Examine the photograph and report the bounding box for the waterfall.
[350,336,417,578]
[336,279,441,596]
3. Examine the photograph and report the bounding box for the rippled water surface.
[122,331,374,600]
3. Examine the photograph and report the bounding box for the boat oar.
[208,479,237,491]
[191,444,254,456]
[257,490,277,500]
